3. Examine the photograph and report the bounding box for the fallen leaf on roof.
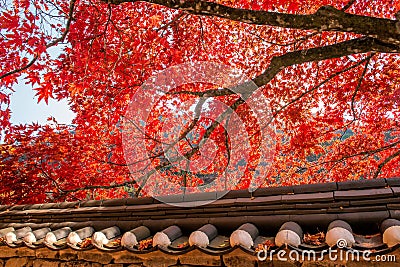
[177,242,188,248]
[255,240,275,252]
[137,239,153,250]
[108,238,121,246]
[77,238,92,248]
[303,232,325,246]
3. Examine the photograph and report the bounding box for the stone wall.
[1,246,400,267]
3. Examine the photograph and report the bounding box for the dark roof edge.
[1,177,399,211]
[0,211,391,233]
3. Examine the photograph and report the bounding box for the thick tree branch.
[35,1,400,198]
[157,39,390,173]
[169,37,397,99]
[247,30,320,47]
[228,55,374,155]
[252,37,397,89]
[106,0,400,46]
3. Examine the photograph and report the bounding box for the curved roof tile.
[1,178,400,258]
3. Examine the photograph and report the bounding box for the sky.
[9,44,75,126]
[10,82,75,125]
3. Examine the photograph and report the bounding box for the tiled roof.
[1,178,400,257]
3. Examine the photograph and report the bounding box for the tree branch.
[373,149,400,179]
[252,37,397,89]
[0,54,39,81]
[341,0,356,12]
[350,53,373,120]
[169,37,395,100]
[322,140,400,165]
[0,0,77,81]
[106,0,400,46]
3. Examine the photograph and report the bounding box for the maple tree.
[0,0,399,204]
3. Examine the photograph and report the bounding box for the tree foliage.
[0,0,399,204]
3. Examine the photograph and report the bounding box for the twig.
[350,53,373,120]
[0,0,77,80]
[373,149,400,178]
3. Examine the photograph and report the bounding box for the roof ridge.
[0,177,399,211]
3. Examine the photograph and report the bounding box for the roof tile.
[80,200,103,208]
[102,199,127,207]
[292,182,337,194]
[337,179,387,190]
[125,197,154,205]
[253,186,293,197]
[289,213,338,228]
[334,188,393,200]
[235,195,282,205]
[337,211,390,224]
[58,202,79,209]
[350,197,400,206]
[282,192,334,203]
[0,178,399,259]
[295,201,349,209]
[222,189,252,199]
[327,205,387,213]
[385,177,400,186]
[391,187,400,196]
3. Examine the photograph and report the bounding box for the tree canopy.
[0,0,399,204]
